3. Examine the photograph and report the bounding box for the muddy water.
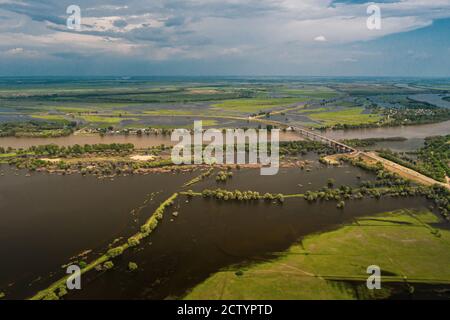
[352,138,425,153]
[0,166,196,299]
[0,163,438,299]
[324,120,450,140]
[194,163,376,193]
[0,131,302,149]
[0,120,448,150]
[68,196,432,300]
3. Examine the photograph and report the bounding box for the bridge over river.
[253,118,356,153]
[254,118,449,190]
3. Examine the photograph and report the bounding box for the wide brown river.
[0,120,448,149]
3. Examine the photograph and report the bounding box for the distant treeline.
[0,121,76,137]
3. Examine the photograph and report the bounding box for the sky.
[0,0,449,77]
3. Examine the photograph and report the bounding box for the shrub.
[128,262,138,271]
[43,292,59,300]
[107,247,124,258]
[128,237,140,247]
[57,286,68,298]
[103,261,114,270]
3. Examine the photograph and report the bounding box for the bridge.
[252,118,356,153]
[289,125,356,153]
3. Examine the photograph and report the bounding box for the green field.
[212,98,305,113]
[31,114,69,122]
[185,209,450,300]
[307,107,382,127]
[80,115,138,124]
[280,86,340,99]
[1,79,448,132]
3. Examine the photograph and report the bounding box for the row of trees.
[9,156,174,176]
[27,143,135,156]
[198,188,284,203]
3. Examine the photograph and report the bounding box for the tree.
[327,178,335,188]
[337,201,345,209]
[128,262,138,271]
[103,261,114,270]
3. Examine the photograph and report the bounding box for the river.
[1,121,448,150]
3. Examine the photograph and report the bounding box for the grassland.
[307,107,382,127]
[30,114,69,122]
[1,79,448,132]
[280,86,340,99]
[185,209,450,300]
[80,115,138,124]
[212,98,305,113]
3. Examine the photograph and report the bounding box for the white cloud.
[314,35,327,42]
[0,0,449,72]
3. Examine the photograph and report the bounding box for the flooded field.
[68,196,432,300]
[0,166,196,299]
[0,162,438,299]
[409,94,450,109]
[193,162,376,193]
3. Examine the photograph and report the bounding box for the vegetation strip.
[30,193,178,300]
[183,168,214,187]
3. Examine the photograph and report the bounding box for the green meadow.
[306,107,382,127]
[212,98,305,113]
[185,209,450,300]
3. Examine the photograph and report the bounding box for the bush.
[128,262,138,271]
[57,286,68,298]
[128,237,140,247]
[107,247,124,258]
[43,292,59,300]
[103,261,114,270]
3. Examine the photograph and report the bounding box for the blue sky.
[0,0,449,76]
